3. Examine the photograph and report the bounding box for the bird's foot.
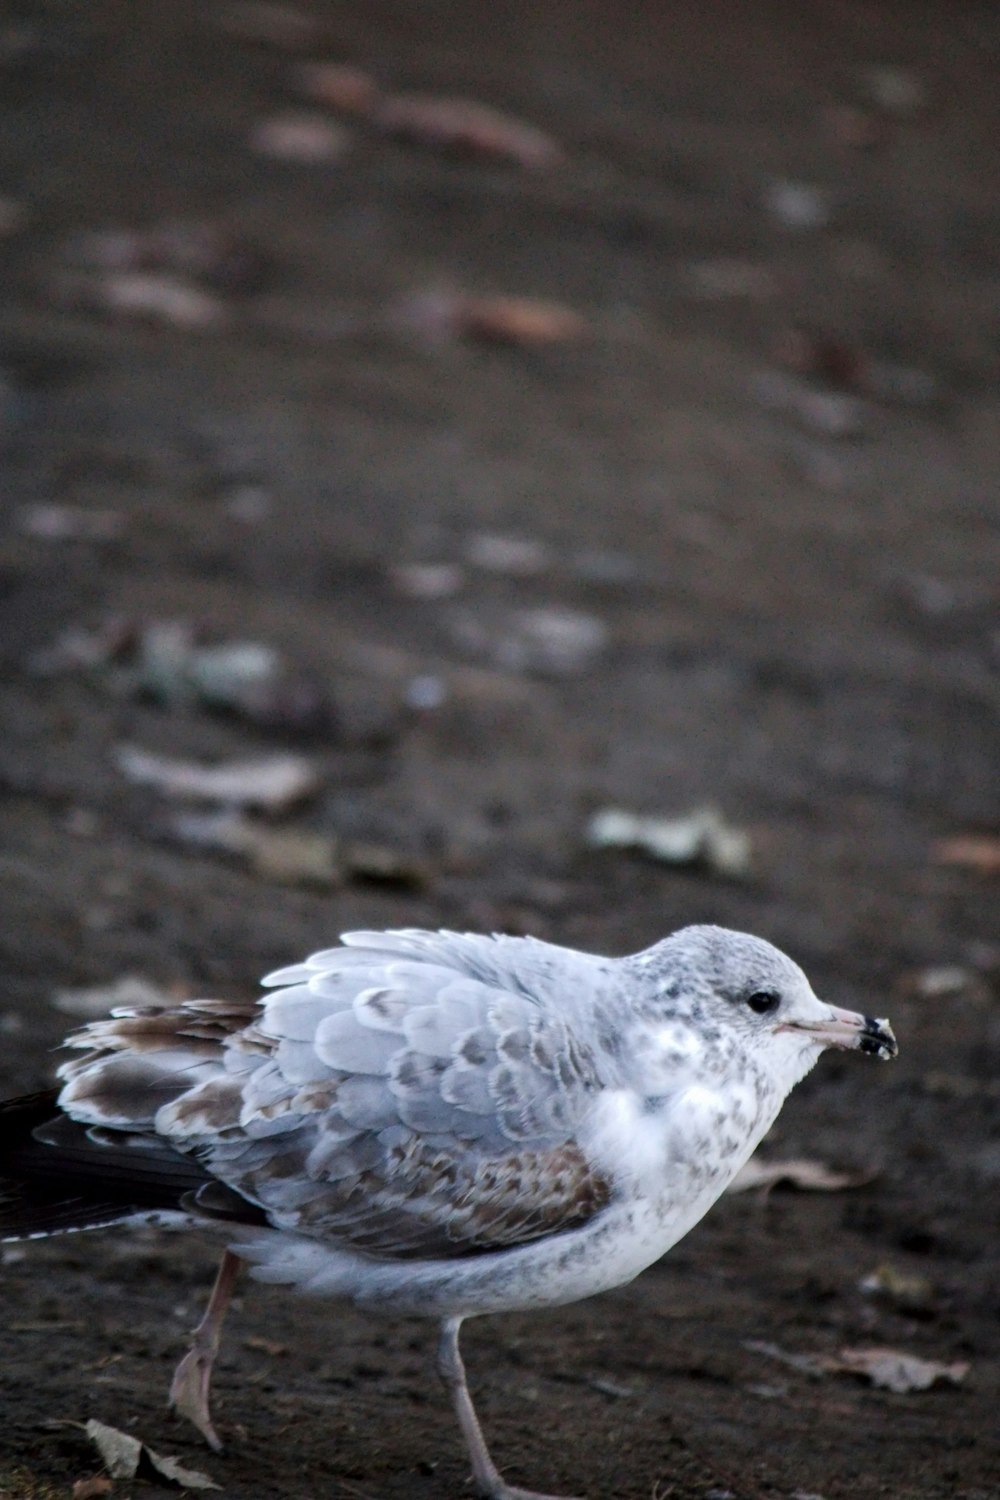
[169,1344,224,1453]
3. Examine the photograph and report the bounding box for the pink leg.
[169,1249,242,1451]
[437,1317,582,1500]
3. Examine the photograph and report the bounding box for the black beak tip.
[860,1016,898,1060]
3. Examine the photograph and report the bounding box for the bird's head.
[638,924,897,1092]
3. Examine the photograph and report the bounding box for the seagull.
[0,925,896,1499]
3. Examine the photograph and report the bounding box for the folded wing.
[57,930,620,1259]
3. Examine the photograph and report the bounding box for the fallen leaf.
[764,178,831,230]
[933,834,1000,876]
[169,810,428,890]
[68,220,266,294]
[399,290,585,346]
[72,1477,113,1500]
[829,1346,968,1393]
[728,1157,876,1194]
[859,65,926,116]
[53,974,178,1018]
[451,603,607,677]
[84,1420,139,1480]
[296,61,380,117]
[52,618,338,735]
[586,806,751,878]
[858,1264,935,1312]
[243,825,341,886]
[85,1418,221,1489]
[99,271,226,328]
[587,1375,634,1399]
[18,503,123,542]
[745,1341,968,1392]
[52,264,219,327]
[752,370,868,438]
[250,112,349,162]
[170,809,339,885]
[901,965,981,1001]
[458,295,585,345]
[465,533,549,575]
[374,93,561,168]
[115,746,320,810]
[150,1451,224,1488]
[389,562,465,599]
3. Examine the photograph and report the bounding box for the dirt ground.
[1,3,998,1497]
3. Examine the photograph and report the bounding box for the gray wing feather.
[57,928,621,1258]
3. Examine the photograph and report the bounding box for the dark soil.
[0,3,998,1498]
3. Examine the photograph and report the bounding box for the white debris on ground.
[586,805,751,878]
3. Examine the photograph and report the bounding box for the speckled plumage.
[2,924,896,1499]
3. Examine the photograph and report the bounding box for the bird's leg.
[169,1249,243,1452]
[436,1317,582,1500]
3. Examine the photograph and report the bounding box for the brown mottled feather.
[50,932,624,1259]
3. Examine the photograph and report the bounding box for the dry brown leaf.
[729,1156,876,1194]
[85,1418,220,1489]
[375,93,561,168]
[827,1346,968,1393]
[458,295,585,345]
[933,834,1000,876]
[398,289,585,346]
[746,1341,968,1392]
[72,1478,113,1500]
[115,745,320,810]
[296,62,380,117]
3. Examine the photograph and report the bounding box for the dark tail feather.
[0,1089,218,1239]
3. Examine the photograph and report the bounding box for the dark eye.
[746,990,780,1015]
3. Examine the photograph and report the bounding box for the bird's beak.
[779,1003,898,1060]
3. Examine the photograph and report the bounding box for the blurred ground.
[0,2,998,1497]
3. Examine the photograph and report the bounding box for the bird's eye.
[746,990,780,1015]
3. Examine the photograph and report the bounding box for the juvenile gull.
[0,925,896,1498]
